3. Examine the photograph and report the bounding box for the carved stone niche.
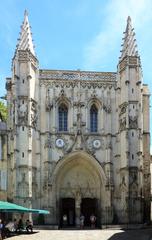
[129,116,138,129]
[129,167,138,186]
[119,102,128,115]
[18,103,28,125]
[6,81,12,91]
[46,102,53,111]
[119,117,126,131]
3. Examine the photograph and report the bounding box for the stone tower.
[6,11,40,208]
[117,16,151,222]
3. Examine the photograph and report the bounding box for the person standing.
[0,219,4,240]
[90,214,96,228]
[80,214,85,229]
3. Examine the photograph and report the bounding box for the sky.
[0,0,152,152]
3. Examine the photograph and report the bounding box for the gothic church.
[6,12,151,226]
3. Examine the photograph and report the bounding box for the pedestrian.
[80,214,85,229]
[90,214,96,228]
[63,214,67,226]
[16,218,24,232]
[26,219,33,232]
[0,219,3,240]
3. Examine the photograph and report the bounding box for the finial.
[127,16,131,23]
[24,9,28,17]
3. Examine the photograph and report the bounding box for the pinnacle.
[119,16,139,61]
[127,16,131,23]
[24,9,28,17]
[16,10,35,56]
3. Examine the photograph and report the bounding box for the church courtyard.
[8,229,152,240]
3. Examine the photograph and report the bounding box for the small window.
[22,100,24,104]
[22,152,24,158]
[132,132,134,137]
[132,154,134,160]
[133,105,134,109]
[58,104,68,131]
[22,79,24,83]
[22,126,24,131]
[132,88,134,93]
[90,104,98,132]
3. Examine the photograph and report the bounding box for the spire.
[119,16,138,61]
[16,10,35,56]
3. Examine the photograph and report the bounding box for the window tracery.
[90,104,98,132]
[58,104,68,131]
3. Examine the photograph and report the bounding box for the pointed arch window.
[58,104,68,131]
[90,104,98,132]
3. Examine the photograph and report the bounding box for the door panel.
[60,198,75,227]
[81,198,97,226]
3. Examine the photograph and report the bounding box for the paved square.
[8,229,152,240]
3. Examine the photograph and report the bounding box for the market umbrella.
[0,201,49,214]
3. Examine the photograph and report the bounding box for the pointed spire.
[119,16,138,61]
[16,10,35,56]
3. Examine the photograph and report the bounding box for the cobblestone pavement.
[8,228,152,240]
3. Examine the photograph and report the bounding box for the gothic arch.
[52,151,107,197]
[56,89,71,108]
[54,89,73,131]
[51,151,108,225]
[87,97,102,110]
[86,98,103,132]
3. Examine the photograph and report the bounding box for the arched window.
[90,104,98,132]
[58,104,68,131]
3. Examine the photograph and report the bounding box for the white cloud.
[83,0,152,70]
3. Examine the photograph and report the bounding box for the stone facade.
[6,13,151,226]
[0,119,7,201]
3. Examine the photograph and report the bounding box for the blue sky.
[0,0,152,152]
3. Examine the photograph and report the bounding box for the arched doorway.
[81,198,98,226]
[60,198,75,227]
[53,151,106,227]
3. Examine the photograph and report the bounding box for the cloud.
[83,0,152,70]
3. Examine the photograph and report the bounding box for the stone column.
[75,191,81,227]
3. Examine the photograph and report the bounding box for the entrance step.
[34,225,59,230]
[102,224,144,230]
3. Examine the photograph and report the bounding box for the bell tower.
[116,16,150,223]
[7,11,40,208]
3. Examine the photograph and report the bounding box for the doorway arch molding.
[52,151,107,200]
[53,150,106,185]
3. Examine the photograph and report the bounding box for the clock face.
[56,138,65,148]
[93,139,101,149]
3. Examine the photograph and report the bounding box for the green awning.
[33,209,50,214]
[0,201,49,214]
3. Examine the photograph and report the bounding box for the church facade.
[6,12,151,226]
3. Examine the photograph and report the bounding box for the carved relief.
[44,134,52,148]
[119,102,128,115]
[129,116,138,129]
[18,103,28,125]
[39,70,116,82]
[103,104,111,113]
[30,99,37,129]
[31,112,37,129]
[119,117,126,131]
[46,88,53,111]
[120,175,127,191]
